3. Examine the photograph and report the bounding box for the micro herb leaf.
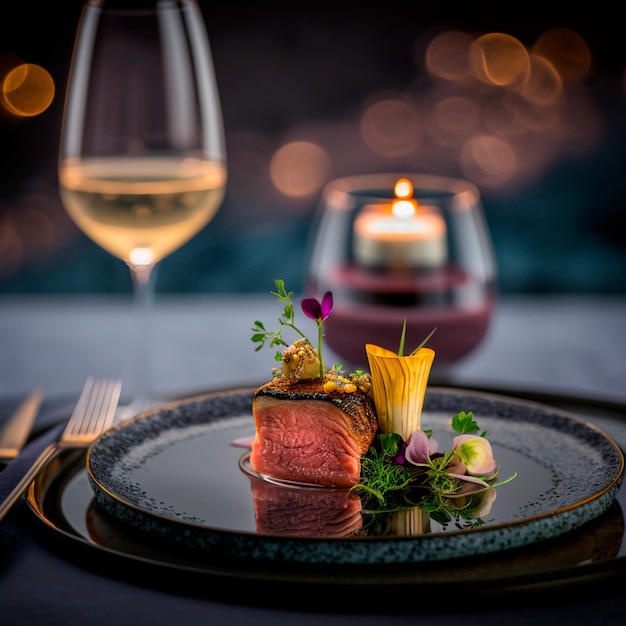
[378,432,403,455]
[398,319,407,356]
[451,410,480,434]
[396,325,437,357]
[280,304,293,324]
[251,279,309,353]
[492,472,518,488]
[409,327,437,356]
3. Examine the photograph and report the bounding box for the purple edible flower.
[405,430,440,465]
[301,291,333,322]
[394,440,408,465]
[300,290,333,378]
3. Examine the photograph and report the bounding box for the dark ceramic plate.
[25,386,626,604]
[83,387,624,564]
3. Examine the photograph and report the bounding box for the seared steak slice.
[250,377,378,488]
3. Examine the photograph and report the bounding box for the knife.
[0,389,44,464]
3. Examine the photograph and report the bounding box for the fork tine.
[63,377,122,442]
[63,376,96,437]
[93,379,123,432]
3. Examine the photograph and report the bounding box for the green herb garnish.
[353,411,517,533]
[251,279,308,362]
[397,319,437,356]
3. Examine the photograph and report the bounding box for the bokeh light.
[269,140,331,198]
[423,30,474,83]
[360,98,422,157]
[1,62,55,118]
[0,26,602,208]
[0,190,77,279]
[533,28,592,82]
[516,53,563,107]
[469,33,530,87]
[352,26,602,190]
[460,135,518,188]
[425,96,480,147]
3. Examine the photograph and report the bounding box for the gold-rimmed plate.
[25,386,626,605]
[82,387,624,564]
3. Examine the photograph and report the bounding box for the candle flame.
[394,178,413,199]
[392,178,418,218]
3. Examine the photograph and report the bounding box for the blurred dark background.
[1,2,625,295]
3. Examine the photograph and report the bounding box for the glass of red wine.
[304,173,497,378]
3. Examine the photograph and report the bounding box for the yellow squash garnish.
[365,343,435,442]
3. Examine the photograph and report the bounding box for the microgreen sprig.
[251,279,307,362]
[397,320,437,357]
[357,433,429,510]
[250,279,333,376]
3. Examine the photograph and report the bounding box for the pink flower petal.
[301,297,322,320]
[320,291,333,320]
[447,472,490,489]
[405,430,438,465]
[231,435,255,448]
[452,434,498,476]
[302,292,334,321]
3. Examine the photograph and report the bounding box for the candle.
[353,178,448,268]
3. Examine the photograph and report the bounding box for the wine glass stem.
[129,262,157,410]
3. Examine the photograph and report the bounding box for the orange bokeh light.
[533,28,592,81]
[425,96,480,147]
[460,135,518,188]
[360,98,422,157]
[1,63,55,118]
[515,53,563,108]
[469,33,530,87]
[269,141,331,198]
[424,31,474,83]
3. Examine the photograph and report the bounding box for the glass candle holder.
[304,173,497,375]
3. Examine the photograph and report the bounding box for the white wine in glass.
[59,0,226,413]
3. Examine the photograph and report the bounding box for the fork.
[0,377,122,523]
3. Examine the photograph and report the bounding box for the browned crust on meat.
[253,376,378,453]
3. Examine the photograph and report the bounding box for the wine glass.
[59,0,226,413]
[304,173,497,381]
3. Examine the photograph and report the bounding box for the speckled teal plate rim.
[84,386,624,565]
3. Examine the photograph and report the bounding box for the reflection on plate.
[84,387,624,564]
[24,447,626,599]
[241,454,365,538]
[239,453,493,537]
[83,482,625,583]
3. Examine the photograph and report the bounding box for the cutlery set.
[0,377,122,522]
